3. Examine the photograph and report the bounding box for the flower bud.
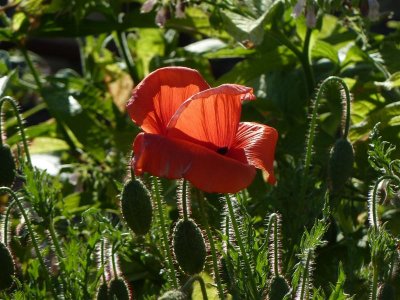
[378,283,395,300]
[328,138,354,193]
[0,241,15,291]
[109,277,131,300]
[121,179,153,236]
[173,219,206,275]
[0,144,16,188]
[266,276,290,300]
[96,282,108,300]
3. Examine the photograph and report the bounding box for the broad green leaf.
[374,72,400,90]
[220,0,282,45]
[350,101,400,140]
[30,137,69,154]
[312,40,339,64]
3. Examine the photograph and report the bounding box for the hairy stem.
[183,275,209,300]
[299,249,312,300]
[197,191,225,299]
[181,179,189,221]
[3,199,15,245]
[152,177,178,289]
[369,175,400,229]
[116,31,139,84]
[0,187,56,297]
[225,194,258,297]
[0,96,32,166]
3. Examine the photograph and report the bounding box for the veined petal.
[231,122,278,184]
[167,84,255,151]
[133,133,256,193]
[126,67,210,134]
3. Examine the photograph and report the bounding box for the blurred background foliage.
[1,0,400,299]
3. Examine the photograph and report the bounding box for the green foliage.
[0,0,400,299]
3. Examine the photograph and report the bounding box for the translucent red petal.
[231,122,278,184]
[133,133,256,193]
[126,67,210,134]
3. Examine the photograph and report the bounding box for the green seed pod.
[158,289,187,300]
[0,241,15,291]
[109,278,130,300]
[378,283,395,300]
[121,179,153,235]
[96,282,108,300]
[266,276,290,300]
[328,138,354,192]
[173,219,206,275]
[0,144,16,188]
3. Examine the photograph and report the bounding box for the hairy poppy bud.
[0,144,16,188]
[266,276,290,300]
[328,138,354,192]
[378,283,395,300]
[109,278,131,300]
[121,179,153,235]
[158,289,187,300]
[173,219,206,275]
[0,241,15,290]
[96,282,108,300]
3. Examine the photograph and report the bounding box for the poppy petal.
[167,84,255,151]
[126,67,210,134]
[133,133,256,193]
[231,122,278,184]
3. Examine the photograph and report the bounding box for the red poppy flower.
[127,67,278,193]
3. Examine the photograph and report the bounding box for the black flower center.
[217,147,229,155]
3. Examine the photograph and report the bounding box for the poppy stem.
[3,199,15,246]
[183,275,209,300]
[197,190,225,299]
[303,76,352,176]
[0,187,57,298]
[225,194,258,297]
[0,96,32,167]
[152,177,179,289]
[181,179,189,221]
[369,175,400,230]
[115,30,139,84]
[101,238,107,283]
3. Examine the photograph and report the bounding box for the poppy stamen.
[217,147,229,155]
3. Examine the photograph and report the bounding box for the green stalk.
[116,31,139,83]
[268,29,314,98]
[0,96,32,166]
[183,275,209,300]
[299,249,312,300]
[225,194,258,297]
[181,179,189,221]
[111,241,119,277]
[3,199,16,246]
[20,48,43,91]
[48,217,64,259]
[303,76,352,175]
[302,28,316,95]
[152,177,179,289]
[371,258,379,300]
[0,187,56,297]
[369,175,400,229]
[197,191,225,299]
[101,239,106,282]
[272,215,279,277]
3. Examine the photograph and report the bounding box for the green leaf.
[312,40,339,64]
[0,70,16,97]
[350,101,400,140]
[220,0,282,45]
[328,263,349,300]
[374,72,400,90]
